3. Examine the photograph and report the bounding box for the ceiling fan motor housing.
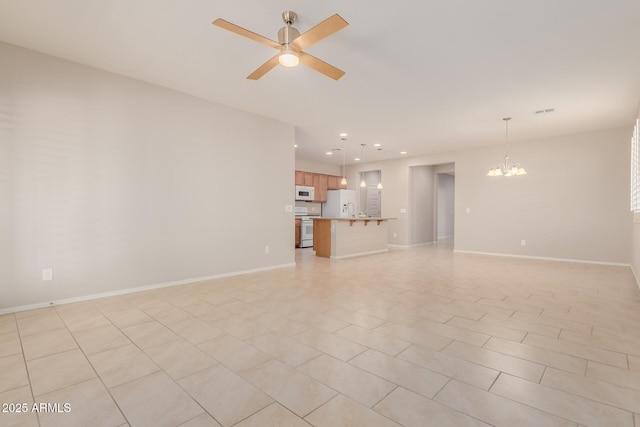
[278,25,300,46]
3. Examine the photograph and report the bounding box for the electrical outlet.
[42,268,54,281]
[264,246,270,254]
[521,240,526,246]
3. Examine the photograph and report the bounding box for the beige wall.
[0,42,295,311]
[410,165,435,245]
[295,158,341,176]
[348,126,632,264]
[632,103,640,285]
[437,173,455,240]
[633,212,640,285]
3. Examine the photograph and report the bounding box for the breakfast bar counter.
[312,217,395,259]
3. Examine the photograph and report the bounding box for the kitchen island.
[312,217,395,259]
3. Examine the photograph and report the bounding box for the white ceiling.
[1,1,639,165]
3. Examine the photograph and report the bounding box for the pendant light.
[487,117,527,177]
[340,133,348,186]
[359,144,367,188]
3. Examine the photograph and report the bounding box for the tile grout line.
[14,313,41,427]
[57,305,133,427]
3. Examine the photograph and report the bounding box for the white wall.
[348,126,631,264]
[0,42,295,311]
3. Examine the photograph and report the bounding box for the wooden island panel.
[313,219,333,257]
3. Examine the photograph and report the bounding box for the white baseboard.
[453,249,630,267]
[388,242,437,249]
[331,249,389,259]
[0,262,296,315]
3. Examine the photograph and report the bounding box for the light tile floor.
[1,241,640,426]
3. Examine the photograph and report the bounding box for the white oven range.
[295,207,317,248]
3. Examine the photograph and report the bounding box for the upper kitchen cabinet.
[313,174,328,202]
[327,175,347,190]
[295,170,345,201]
[295,170,314,186]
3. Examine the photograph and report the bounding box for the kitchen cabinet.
[295,170,314,186]
[327,175,340,190]
[313,174,328,202]
[295,218,301,247]
[327,174,347,190]
[295,171,346,201]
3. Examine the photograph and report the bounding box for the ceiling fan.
[212,11,348,80]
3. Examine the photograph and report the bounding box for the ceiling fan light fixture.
[279,47,299,67]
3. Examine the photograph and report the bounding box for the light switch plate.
[42,268,53,281]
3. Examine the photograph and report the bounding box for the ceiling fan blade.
[298,52,345,80]
[291,14,348,51]
[247,54,280,80]
[212,18,281,50]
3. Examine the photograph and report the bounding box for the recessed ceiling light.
[373,143,381,147]
[339,133,348,139]
[400,151,407,155]
[294,144,298,148]
[354,157,361,161]
[326,151,333,155]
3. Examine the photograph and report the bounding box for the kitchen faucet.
[346,201,355,218]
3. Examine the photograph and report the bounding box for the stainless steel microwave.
[295,185,315,201]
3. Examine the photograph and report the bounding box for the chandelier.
[487,117,527,177]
